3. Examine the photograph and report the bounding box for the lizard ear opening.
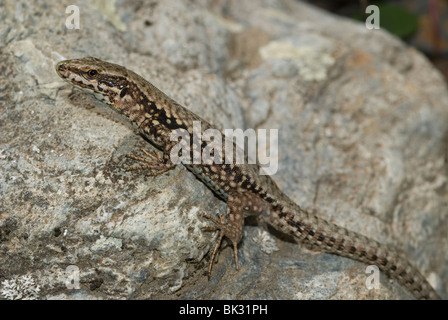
[120,87,129,98]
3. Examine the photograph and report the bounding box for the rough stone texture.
[0,0,447,300]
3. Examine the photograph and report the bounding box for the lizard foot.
[202,213,240,275]
[127,148,175,176]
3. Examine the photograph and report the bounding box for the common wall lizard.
[55,57,440,299]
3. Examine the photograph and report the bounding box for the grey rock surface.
[0,0,447,299]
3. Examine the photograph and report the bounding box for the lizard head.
[56,57,136,112]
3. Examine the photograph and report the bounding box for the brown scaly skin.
[55,57,440,299]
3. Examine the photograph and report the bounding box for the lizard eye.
[87,69,98,78]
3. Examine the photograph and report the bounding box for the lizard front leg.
[126,142,177,176]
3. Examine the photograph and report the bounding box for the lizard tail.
[269,202,440,300]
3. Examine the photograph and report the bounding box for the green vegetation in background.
[353,3,418,39]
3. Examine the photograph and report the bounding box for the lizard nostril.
[55,65,65,79]
[56,61,67,73]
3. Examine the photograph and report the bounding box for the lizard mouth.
[55,60,86,86]
[55,59,112,104]
[56,60,95,91]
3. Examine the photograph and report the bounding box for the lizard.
[55,57,440,299]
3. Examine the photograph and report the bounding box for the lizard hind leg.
[202,199,244,275]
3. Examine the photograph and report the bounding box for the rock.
[0,0,446,299]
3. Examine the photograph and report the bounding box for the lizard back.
[55,57,440,299]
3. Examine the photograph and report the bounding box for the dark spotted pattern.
[55,57,440,300]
